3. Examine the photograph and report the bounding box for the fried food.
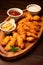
[17,34,24,49]
[13,31,25,49]
[1,36,10,46]
[26,32,38,39]
[12,32,18,39]
[33,15,40,21]
[23,11,32,18]
[12,32,18,46]
[4,36,16,51]
[17,14,41,41]
[10,36,17,46]
[26,37,34,42]
[0,11,41,53]
[17,24,26,40]
[0,31,5,42]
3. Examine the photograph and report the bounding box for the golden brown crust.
[0,31,5,42]
[0,11,41,53]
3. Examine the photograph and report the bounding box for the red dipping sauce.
[9,10,21,16]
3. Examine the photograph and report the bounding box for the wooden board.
[0,11,43,60]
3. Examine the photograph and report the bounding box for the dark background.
[0,0,43,9]
[0,0,43,65]
[0,0,43,21]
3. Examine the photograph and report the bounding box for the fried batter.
[0,31,5,42]
[33,15,40,21]
[4,36,16,51]
[26,32,38,39]
[23,11,32,18]
[1,36,10,46]
[26,37,34,42]
[1,11,41,52]
[10,36,16,45]
[17,25,26,40]
[17,34,24,49]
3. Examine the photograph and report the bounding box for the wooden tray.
[0,11,43,60]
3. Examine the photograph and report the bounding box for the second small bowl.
[26,4,41,15]
[7,8,23,21]
[0,20,16,34]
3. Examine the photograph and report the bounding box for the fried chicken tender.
[33,15,40,21]
[17,13,41,42]
[17,24,26,40]
[13,31,25,49]
[10,36,17,46]
[26,32,38,39]
[20,33,26,41]
[1,36,10,46]
[18,17,30,25]
[17,34,24,49]
[13,32,18,39]
[22,21,40,34]
[0,31,5,42]
[4,36,16,51]
[23,11,32,18]
[18,31,26,40]
[26,37,34,42]
[0,11,41,52]
[12,32,19,46]
[23,21,32,27]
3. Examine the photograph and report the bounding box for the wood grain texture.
[0,15,43,59]
[0,0,43,65]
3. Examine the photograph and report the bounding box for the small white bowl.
[26,4,41,15]
[7,8,23,21]
[0,21,16,34]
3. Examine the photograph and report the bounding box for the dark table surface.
[0,0,43,65]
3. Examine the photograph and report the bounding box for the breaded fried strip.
[4,36,16,51]
[17,25,26,40]
[10,36,16,46]
[17,34,24,49]
[1,36,10,46]
[0,31,5,42]
[26,37,34,42]
[13,32,18,38]
[33,15,40,21]
[26,32,38,39]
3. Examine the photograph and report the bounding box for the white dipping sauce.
[27,4,41,12]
